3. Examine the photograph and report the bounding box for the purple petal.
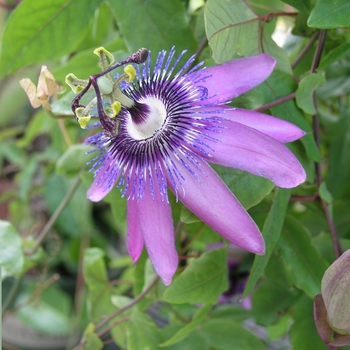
[193,54,276,105]
[136,184,178,286]
[87,155,120,202]
[195,106,305,143]
[126,198,144,263]
[166,155,265,255]
[206,121,306,188]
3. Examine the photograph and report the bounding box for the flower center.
[126,97,167,140]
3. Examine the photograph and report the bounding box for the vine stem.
[310,30,342,259]
[72,275,159,350]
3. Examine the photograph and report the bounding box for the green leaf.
[200,319,266,350]
[213,166,274,210]
[17,282,72,336]
[319,43,350,70]
[126,310,161,350]
[281,0,311,13]
[308,0,350,29]
[277,216,329,298]
[55,144,94,175]
[109,0,197,55]
[0,0,104,76]
[249,69,320,162]
[290,295,330,350]
[244,189,291,297]
[160,304,212,347]
[0,220,24,278]
[296,73,326,115]
[163,248,228,304]
[83,247,115,318]
[252,279,302,326]
[81,323,104,350]
[44,174,94,237]
[205,0,291,73]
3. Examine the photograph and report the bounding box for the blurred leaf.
[180,205,201,224]
[277,216,329,298]
[326,112,350,199]
[83,247,114,318]
[0,0,104,76]
[290,295,330,350]
[319,43,350,69]
[53,39,127,83]
[44,174,93,237]
[200,319,266,350]
[252,279,302,326]
[308,0,350,29]
[55,144,94,175]
[319,182,333,204]
[81,323,104,350]
[210,305,251,323]
[244,189,291,297]
[205,0,291,73]
[163,248,228,304]
[109,0,197,55]
[0,220,24,278]
[17,282,72,336]
[281,0,311,13]
[296,73,326,115]
[160,304,212,347]
[161,324,209,350]
[126,310,161,350]
[212,166,274,210]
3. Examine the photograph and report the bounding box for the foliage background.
[1,0,350,349]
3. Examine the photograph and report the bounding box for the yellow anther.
[124,65,136,83]
[78,116,91,129]
[112,101,122,115]
[93,47,115,67]
[75,107,91,128]
[65,73,87,94]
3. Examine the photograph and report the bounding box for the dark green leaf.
[244,189,291,297]
[290,295,330,350]
[296,73,326,115]
[308,0,350,29]
[0,0,104,76]
[160,304,212,347]
[277,216,329,298]
[200,319,266,350]
[0,220,24,278]
[126,310,161,350]
[252,279,302,326]
[205,0,291,73]
[163,248,228,304]
[213,165,274,210]
[109,0,197,55]
[319,43,350,69]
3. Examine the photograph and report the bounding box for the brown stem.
[253,92,296,112]
[291,31,320,69]
[309,30,342,259]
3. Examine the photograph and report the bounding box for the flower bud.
[321,250,350,335]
